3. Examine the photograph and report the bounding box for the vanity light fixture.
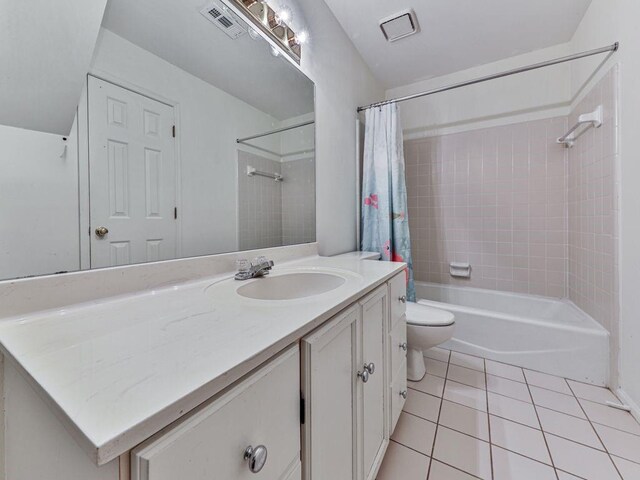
[225,0,303,63]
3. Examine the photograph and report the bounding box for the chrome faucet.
[235,256,274,280]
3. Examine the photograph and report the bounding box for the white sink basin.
[237,272,346,300]
[204,267,362,303]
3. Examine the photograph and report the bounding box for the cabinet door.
[389,273,407,329]
[131,345,300,480]
[301,306,358,480]
[390,359,408,430]
[359,287,388,480]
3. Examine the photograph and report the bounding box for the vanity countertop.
[0,255,405,466]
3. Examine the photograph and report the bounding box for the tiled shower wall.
[238,152,316,250]
[238,151,283,250]
[281,158,316,246]
[568,67,619,334]
[405,65,619,334]
[406,117,569,297]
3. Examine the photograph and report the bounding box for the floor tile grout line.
[431,380,602,431]
[565,378,625,479]
[388,438,430,459]
[425,349,451,480]
[529,382,587,398]
[555,467,589,480]
[611,453,640,467]
[448,362,486,375]
[430,459,485,480]
[577,399,640,437]
[523,368,560,480]
[543,430,607,453]
[436,423,491,445]
[490,443,556,470]
[408,384,444,398]
[414,351,638,477]
[483,358,495,480]
[401,410,438,425]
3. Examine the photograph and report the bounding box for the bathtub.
[415,282,610,386]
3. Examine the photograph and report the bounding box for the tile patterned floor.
[377,348,640,480]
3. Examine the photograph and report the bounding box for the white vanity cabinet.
[388,273,408,431]
[1,265,406,480]
[301,273,407,480]
[131,345,301,480]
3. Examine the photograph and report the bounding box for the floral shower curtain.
[361,104,415,301]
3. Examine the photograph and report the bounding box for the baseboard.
[616,387,640,423]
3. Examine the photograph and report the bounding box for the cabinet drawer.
[389,273,407,329]
[132,345,300,480]
[390,359,407,433]
[390,316,407,377]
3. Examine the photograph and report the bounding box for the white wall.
[569,0,640,415]
[386,43,573,138]
[279,112,315,162]
[271,0,384,256]
[89,28,283,258]
[0,0,108,135]
[0,123,80,280]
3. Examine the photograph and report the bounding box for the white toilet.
[406,302,456,381]
[332,251,456,381]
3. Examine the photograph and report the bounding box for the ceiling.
[323,0,592,88]
[101,0,314,120]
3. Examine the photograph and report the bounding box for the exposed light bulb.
[276,7,292,25]
[296,30,309,45]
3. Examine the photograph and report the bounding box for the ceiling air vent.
[379,9,419,42]
[200,2,247,39]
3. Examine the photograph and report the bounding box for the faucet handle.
[253,256,273,268]
[236,259,251,272]
[253,256,266,264]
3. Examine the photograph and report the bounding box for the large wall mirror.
[0,0,315,281]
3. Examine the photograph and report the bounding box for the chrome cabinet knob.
[357,370,370,383]
[364,362,375,375]
[95,226,109,238]
[244,445,268,473]
[399,342,408,352]
[399,295,407,304]
[399,390,408,399]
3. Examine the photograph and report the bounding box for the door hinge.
[172,125,176,138]
[174,207,178,219]
[300,396,305,425]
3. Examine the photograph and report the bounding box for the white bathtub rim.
[417,298,609,337]
[415,281,565,304]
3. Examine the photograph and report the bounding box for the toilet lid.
[406,302,455,327]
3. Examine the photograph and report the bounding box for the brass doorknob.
[95,226,109,238]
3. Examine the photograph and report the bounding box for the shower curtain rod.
[357,43,619,112]
[236,120,315,144]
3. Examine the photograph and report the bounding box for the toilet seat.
[406,302,455,327]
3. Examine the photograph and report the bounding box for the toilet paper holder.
[450,262,471,278]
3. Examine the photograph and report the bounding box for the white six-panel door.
[88,76,177,268]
